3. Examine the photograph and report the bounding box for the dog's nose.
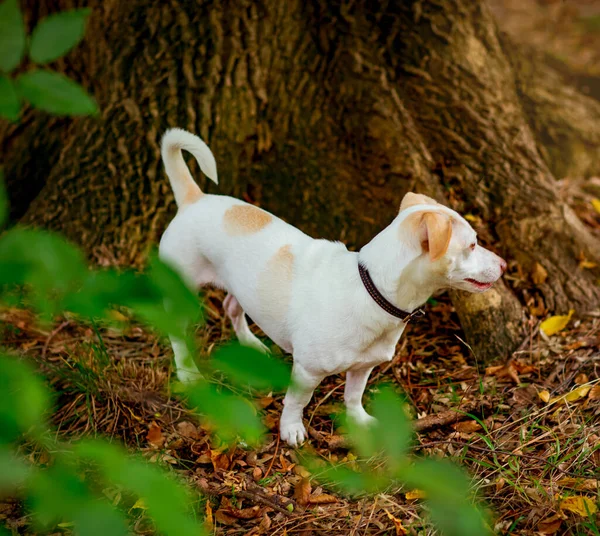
[500,259,507,274]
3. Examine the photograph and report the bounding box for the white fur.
[158,129,506,446]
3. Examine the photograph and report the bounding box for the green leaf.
[16,70,98,116]
[75,440,207,536]
[72,502,129,536]
[402,459,492,536]
[370,385,413,463]
[0,0,25,73]
[344,385,412,465]
[305,460,389,496]
[147,255,202,327]
[29,8,91,64]
[0,446,30,492]
[186,381,265,445]
[211,343,291,391]
[0,75,20,121]
[0,353,50,443]
[0,228,88,319]
[0,170,7,228]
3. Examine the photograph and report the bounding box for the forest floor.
[0,290,599,535]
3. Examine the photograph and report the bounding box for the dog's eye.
[469,242,476,251]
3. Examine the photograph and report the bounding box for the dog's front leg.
[164,298,202,384]
[344,367,376,426]
[280,363,322,447]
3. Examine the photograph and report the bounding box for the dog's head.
[397,193,506,293]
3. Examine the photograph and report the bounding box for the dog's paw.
[249,339,270,354]
[280,421,307,447]
[347,408,377,428]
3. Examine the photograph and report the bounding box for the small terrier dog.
[159,128,506,446]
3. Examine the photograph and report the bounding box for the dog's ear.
[402,210,453,261]
[400,192,439,212]
[422,213,452,261]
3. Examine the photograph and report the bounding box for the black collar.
[358,263,425,322]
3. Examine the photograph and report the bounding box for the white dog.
[159,128,506,447]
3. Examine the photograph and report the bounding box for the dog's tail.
[161,128,218,208]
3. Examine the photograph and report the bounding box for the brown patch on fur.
[183,183,203,205]
[400,192,439,212]
[257,245,294,325]
[223,205,273,236]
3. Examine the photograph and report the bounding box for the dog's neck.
[358,225,439,314]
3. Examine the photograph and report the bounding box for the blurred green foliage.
[0,0,97,120]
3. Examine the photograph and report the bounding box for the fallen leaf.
[384,509,408,535]
[537,515,562,534]
[252,466,262,481]
[196,453,212,464]
[559,495,597,516]
[258,396,274,408]
[131,498,146,510]
[565,385,592,402]
[108,310,129,322]
[308,493,337,505]
[146,422,164,448]
[205,501,213,527]
[532,262,548,285]
[540,310,575,337]
[176,421,199,440]
[589,385,600,400]
[294,477,312,506]
[226,505,263,520]
[548,384,592,406]
[452,420,482,433]
[485,362,520,384]
[214,509,238,525]
[557,478,598,492]
[538,390,550,403]
[575,373,589,385]
[210,450,230,472]
[580,260,597,269]
[405,489,427,500]
[592,198,600,214]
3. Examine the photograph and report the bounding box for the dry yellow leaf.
[205,501,213,526]
[405,489,427,500]
[532,262,548,285]
[559,495,597,516]
[540,310,575,337]
[589,385,600,400]
[131,498,146,510]
[538,390,550,403]
[384,509,408,535]
[464,214,477,222]
[557,478,599,492]
[592,198,600,214]
[547,384,592,406]
[565,385,592,402]
[580,260,598,269]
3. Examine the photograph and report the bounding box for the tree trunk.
[3,0,599,363]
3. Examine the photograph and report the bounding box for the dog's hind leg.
[223,294,269,354]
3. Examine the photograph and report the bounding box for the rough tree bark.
[2,0,599,363]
